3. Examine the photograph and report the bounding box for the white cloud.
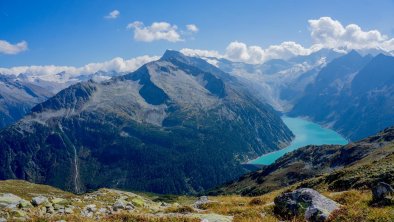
[308,17,394,52]
[180,48,223,66]
[105,10,120,19]
[186,24,199,33]
[224,41,321,64]
[180,48,222,58]
[0,40,28,55]
[182,17,394,64]
[181,41,323,65]
[182,41,323,64]
[127,21,182,42]
[0,55,159,78]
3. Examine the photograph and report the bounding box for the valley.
[1,49,394,221]
[2,3,394,220]
[1,126,393,222]
[249,117,348,165]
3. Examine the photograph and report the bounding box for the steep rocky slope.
[291,51,394,140]
[0,50,293,195]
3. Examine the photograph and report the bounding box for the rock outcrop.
[194,196,211,209]
[372,182,394,205]
[274,188,340,222]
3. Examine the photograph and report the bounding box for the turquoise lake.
[249,117,348,165]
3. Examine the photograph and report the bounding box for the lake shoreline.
[247,116,348,165]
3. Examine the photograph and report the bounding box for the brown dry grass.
[2,180,393,222]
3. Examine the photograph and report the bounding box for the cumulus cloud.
[0,55,159,77]
[182,41,320,64]
[182,17,394,64]
[308,17,394,52]
[224,41,322,64]
[186,24,199,33]
[180,48,222,58]
[105,10,120,19]
[127,21,183,42]
[127,21,199,42]
[0,40,28,55]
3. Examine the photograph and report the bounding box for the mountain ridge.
[0,51,293,195]
[290,51,394,140]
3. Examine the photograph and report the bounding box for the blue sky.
[1,0,394,67]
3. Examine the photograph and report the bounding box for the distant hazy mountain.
[0,50,293,194]
[0,74,53,129]
[17,69,126,94]
[291,51,394,140]
[0,68,129,129]
[212,49,344,111]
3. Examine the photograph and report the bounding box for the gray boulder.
[0,193,23,209]
[80,210,93,218]
[51,197,69,205]
[113,200,126,211]
[97,207,110,215]
[85,204,97,212]
[194,196,211,209]
[274,188,340,222]
[372,182,394,205]
[32,196,49,206]
[65,207,74,214]
[18,199,33,208]
[125,203,134,211]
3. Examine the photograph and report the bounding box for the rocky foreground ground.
[0,181,232,222]
[0,180,393,222]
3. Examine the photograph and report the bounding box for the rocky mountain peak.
[160,50,188,62]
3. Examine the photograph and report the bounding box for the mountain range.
[0,74,53,129]
[291,51,394,140]
[208,49,394,141]
[0,68,130,129]
[0,49,393,222]
[0,50,293,194]
[2,49,393,141]
[1,49,394,195]
[212,48,344,111]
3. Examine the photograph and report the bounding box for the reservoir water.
[249,117,348,165]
